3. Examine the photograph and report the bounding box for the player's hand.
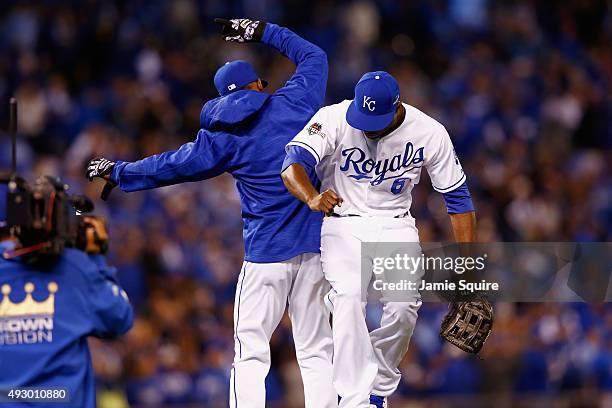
[214,18,266,43]
[86,157,115,181]
[77,215,109,255]
[85,157,117,201]
[307,189,343,215]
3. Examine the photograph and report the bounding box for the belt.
[329,211,410,219]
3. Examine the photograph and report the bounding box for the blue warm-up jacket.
[110,24,327,263]
[0,242,133,408]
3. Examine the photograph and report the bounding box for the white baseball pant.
[229,252,336,408]
[321,216,422,408]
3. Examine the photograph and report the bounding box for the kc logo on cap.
[346,71,401,132]
[363,96,376,112]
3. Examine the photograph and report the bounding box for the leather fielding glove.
[440,296,493,354]
[214,18,266,42]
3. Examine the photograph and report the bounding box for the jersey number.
[390,177,410,195]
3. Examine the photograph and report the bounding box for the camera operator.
[0,178,133,408]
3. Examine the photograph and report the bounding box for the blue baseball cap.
[346,71,400,132]
[214,60,268,96]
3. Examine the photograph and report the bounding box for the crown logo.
[0,282,58,317]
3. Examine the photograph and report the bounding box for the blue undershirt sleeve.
[281,145,316,174]
[442,181,475,214]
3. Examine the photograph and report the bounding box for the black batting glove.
[214,18,266,43]
[86,157,116,181]
[86,158,117,201]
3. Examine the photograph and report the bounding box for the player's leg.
[229,261,293,408]
[287,252,336,408]
[321,217,378,408]
[369,300,422,397]
[369,217,423,399]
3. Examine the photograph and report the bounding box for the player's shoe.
[369,394,387,408]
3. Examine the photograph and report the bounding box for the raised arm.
[214,18,327,108]
[262,23,328,108]
[67,252,134,339]
[86,130,238,194]
[87,256,133,338]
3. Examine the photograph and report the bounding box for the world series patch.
[307,122,325,138]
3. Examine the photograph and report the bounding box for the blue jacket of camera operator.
[0,184,134,408]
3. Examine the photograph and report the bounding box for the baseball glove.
[440,297,493,354]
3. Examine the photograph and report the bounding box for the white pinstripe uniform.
[288,100,466,407]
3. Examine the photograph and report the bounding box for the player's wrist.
[260,22,276,45]
[305,191,319,207]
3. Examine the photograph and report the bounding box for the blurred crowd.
[0,0,610,406]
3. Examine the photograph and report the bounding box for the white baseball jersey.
[287,100,465,217]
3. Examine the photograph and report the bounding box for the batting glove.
[86,158,117,201]
[86,157,116,181]
[214,18,266,43]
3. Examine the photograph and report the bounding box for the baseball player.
[281,71,477,407]
[86,19,336,408]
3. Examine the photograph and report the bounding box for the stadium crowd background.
[0,0,610,406]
